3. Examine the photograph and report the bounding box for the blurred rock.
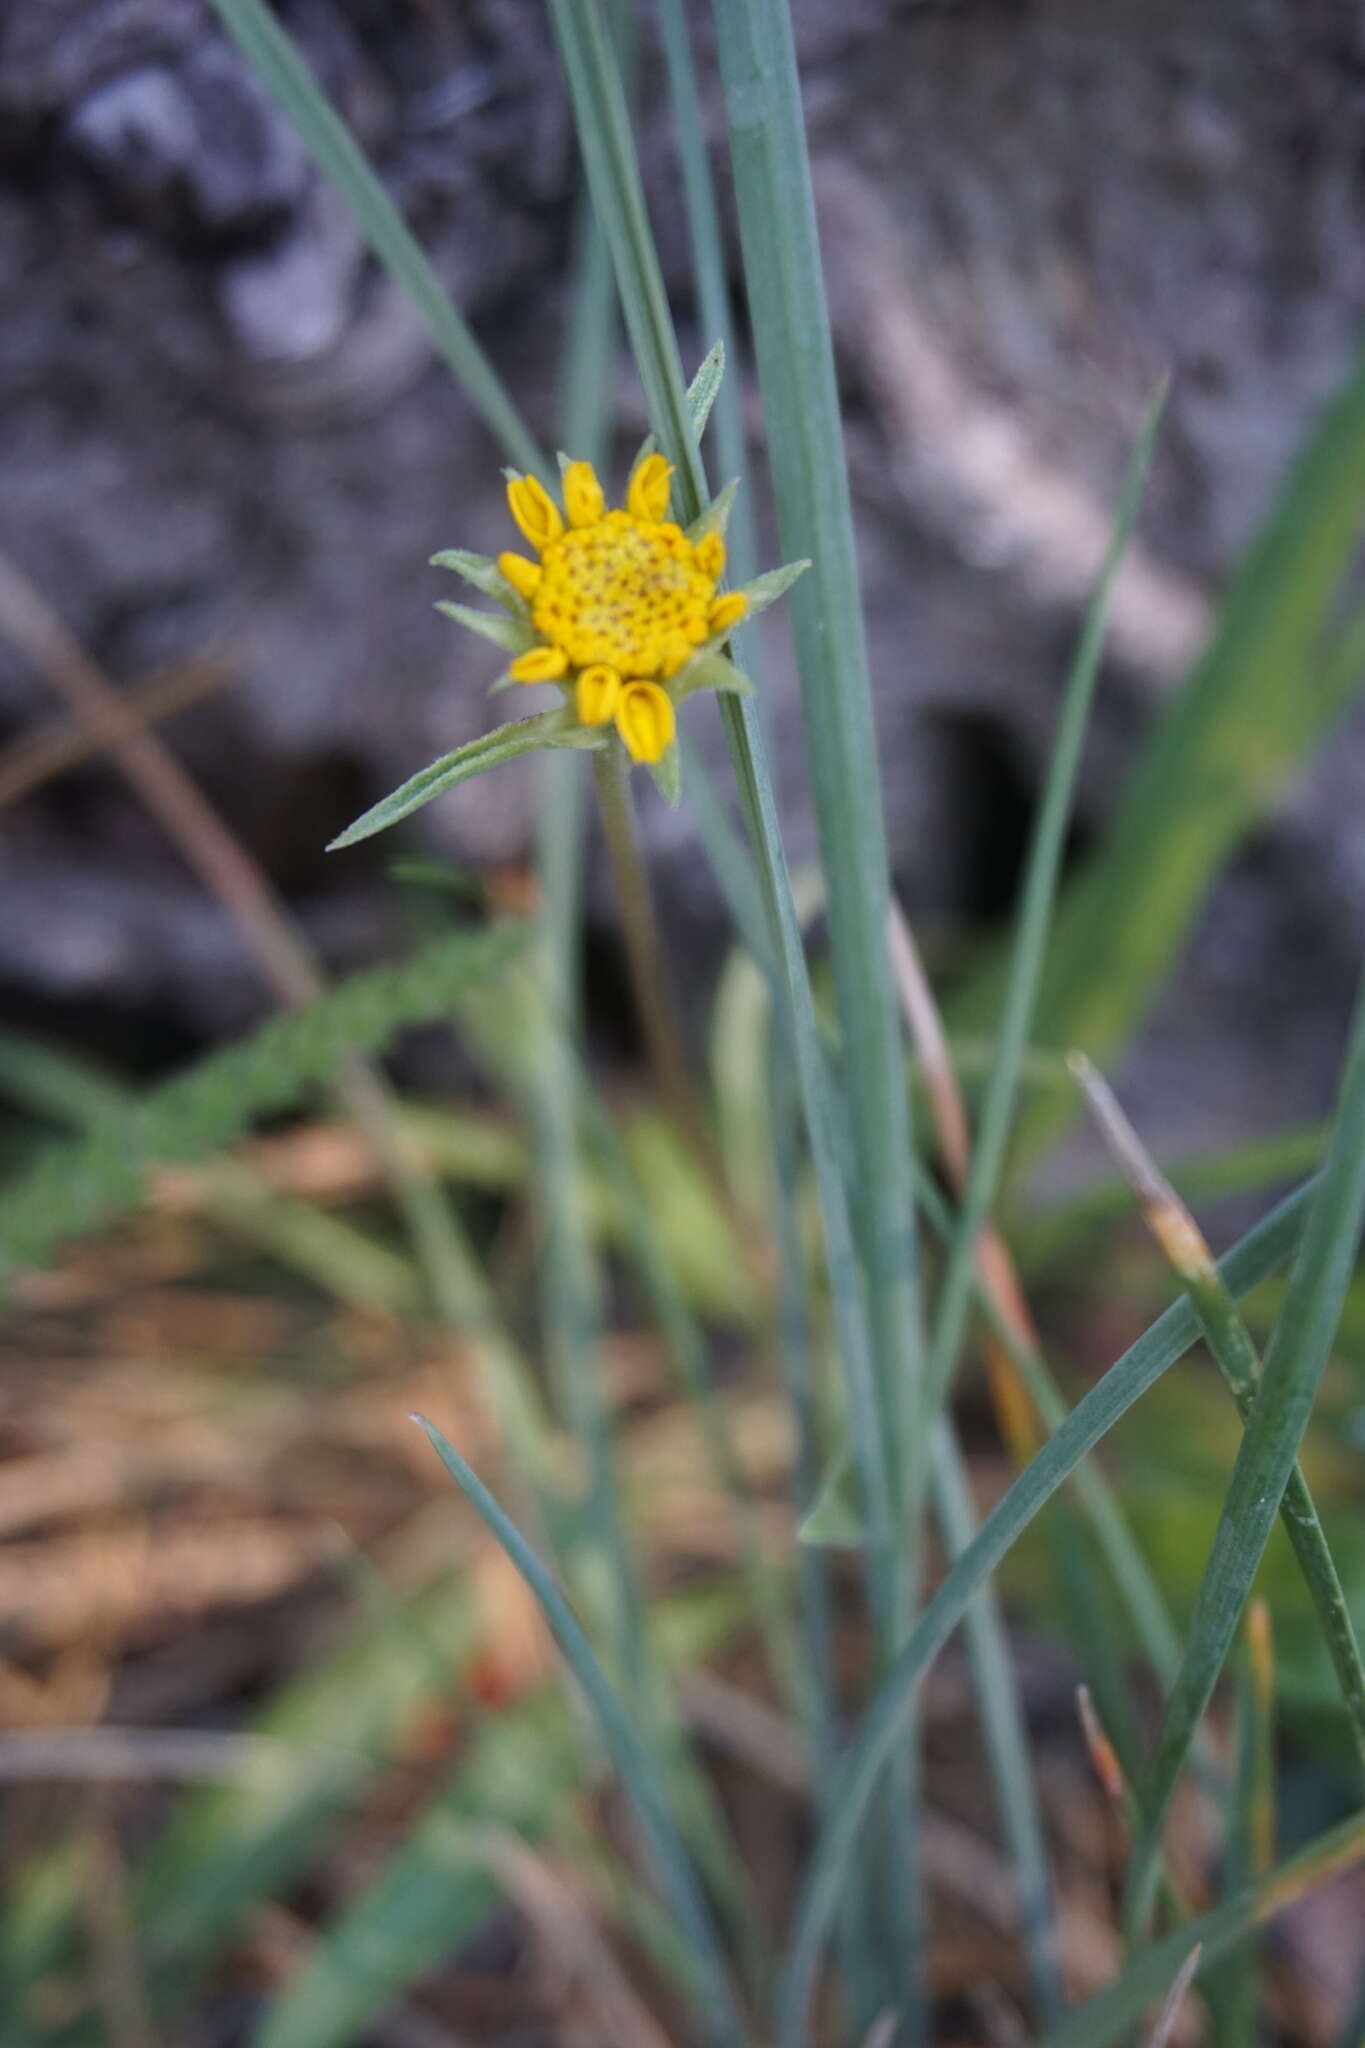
[1,0,1364,1158]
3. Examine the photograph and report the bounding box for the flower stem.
[591,737,721,1187]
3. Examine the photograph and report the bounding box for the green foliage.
[0,926,524,1280]
[328,714,607,849]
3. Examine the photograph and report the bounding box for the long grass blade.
[415,1418,751,2048]
[930,1423,1063,2024]
[543,0,897,1666]
[775,1172,1314,2045]
[1036,1808,1365,2048]
[922,386,1166,1420]
[206,0,541,473]
[972,349,1365,1163]
[1123,963,1365,1934]
[708,0,920,1530]
[1074,1057,1365,1773]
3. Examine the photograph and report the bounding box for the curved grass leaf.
[1036,1806,1365,2048]
[328,713,606,850]
[206,0,541,475]
[963,345,1365,1164]
[415,1417,752,2048]
[1124,966,1365,1932]
[922,387,1166,1419]
[776,1172,1315,2046]
[0,927,524,1280]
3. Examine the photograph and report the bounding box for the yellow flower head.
[496,453,748,765]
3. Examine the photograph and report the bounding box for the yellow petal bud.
[694,530,726,580]
[616,680,676,764]
[576,664,621,725]
[509,644,569,683]
[626,452,673,524]
[506,473,564,551]
[562,460,606,528]
[497,551,542,601]
[708,592,748,635]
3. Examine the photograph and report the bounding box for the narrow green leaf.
[931,1424,1063,2026]
[1035,1808,1365,2048]
[415,1418,752,2048]
[688,338,726,439]
[1124,964,1365,1932]
[673,653,755,704]
[0,929,524,1280]
[646,738,683,806]
[632,342,729,472]
[923,387,1166,1421]
[206,0,541,475]
[328,713,605,850]
[966,346,1365,1164]
[737,558,810,620]
[776,1172,1316,2046]
[430,549,527,614]
[687,477,741,544]
[434,599,536,654]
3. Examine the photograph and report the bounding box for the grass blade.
[206,0,541,473]
[709,0,920,1529]
[1036,1808,1365,2048]
[930,1423,1063,2024]
[922,386,1166,1420]
[415,1418,752,2048]
[970,347,1365,1162]
[1123,963,1365,1934]
[776,1172,1314,2045]
[1074,1056,1365,1773]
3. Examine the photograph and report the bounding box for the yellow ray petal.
[626,452,674,524]
[616,679,676,764]
[563,460,606,528]
[576,664,621,724]
[509,644,569,683]
[506,474,564,551]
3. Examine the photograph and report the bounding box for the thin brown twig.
[0,550,472,1324]
[0,648,234,811]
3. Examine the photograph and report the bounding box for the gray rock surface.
[2,0,1364,1157]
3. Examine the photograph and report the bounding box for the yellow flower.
[432,450,801,795]
[495,454,747,762]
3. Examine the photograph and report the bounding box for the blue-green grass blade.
[543,0,895,1643]
[931,1421,1063,2024]
[206,0,541,474]
[1036,1808,1365,2048]
[924,386,1166,1419]
[973,347,1365,1164]
[254,1696,581,2048]
[775,1173,1315,2046]
[1124,966,1365,1934]
[708,0,921,1532]
[655,0,759,592]
[415,1418,752,2048]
